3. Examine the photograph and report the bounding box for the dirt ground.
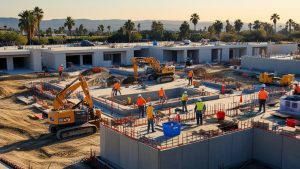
[0,79,99,169]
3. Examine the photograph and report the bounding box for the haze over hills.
[0,17,286,32]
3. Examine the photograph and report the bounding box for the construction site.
[1,42,300,169]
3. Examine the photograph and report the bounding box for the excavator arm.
[53,75,93,110]
[131,57,162,81]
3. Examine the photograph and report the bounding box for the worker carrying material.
[194,98,206,125]
[293,82,300,95]
[188,70,193,86]
[258,84,269,113]
[146,103,156,133]
[158,87,167,103]
[112,81,121,96]
[136,94,147,118]
[58,64,64,80]
[181,91,189,113]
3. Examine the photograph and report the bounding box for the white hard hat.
[138,94,142,97]
[197,98,202,102]
[184,91,187,94]
[161,86,163,89]
[148,102,153,106]
[294,81,298,85]
[61,64,64,66]
[261,84,266,88]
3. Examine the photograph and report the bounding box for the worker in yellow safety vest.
[146,102,156,133]
[194,98,206,125]
[258,84,268,113]
[181,91,188,113]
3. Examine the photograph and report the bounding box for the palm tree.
[64,16,75,36]
[234,19,244,33]
[18,10,37,45]
[212,20,223,36]
[33,7,44,40]
[107,25,111,34]
[124,20,135,42]
[286,19,295,32]
[270,13,280,33]
[98,25,104,35]
[137,23,141,32]
[248,23,253,31]
[190,13,200,32]
[225,20,234,32]
[253,20,261,30]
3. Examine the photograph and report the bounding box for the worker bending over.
[136,94,146,118]
[258,84,268,113]
[58,64,64,80]
[146,103,156,133]
[181,91,189,113]
[188,70,193,86]
[293,83,300,95]
[158,87,167,103]
[194,98,206,125]
[112,81,121,96]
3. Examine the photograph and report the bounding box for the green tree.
[253,20,261,30]
[225,20,234,33]
[234,19,244,33]
[124,20,135,42]
[248,23,253,31]
[163,31,178,41]
[18,10,37,45]
[212,20,223,36]
[179,21,190,40]
[286,19,295,32]
[64,16,75,36]
[46,27,52,36]
[33,6,44,40]
[137,23,141,32]
[190,13,200,32]
[261,22,274,34]
[107,25,111,34]
[270,13,280,33]
[58,26,65,34]
[131,32,142,41]
[98,25,104,35]
[220,32,239,42]
[150,21,164,41]
[78,24,84,36]
[207,25,215,35]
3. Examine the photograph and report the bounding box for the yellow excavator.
[131,57,175,83]
[259,72,295,86]
[48,75,101,139]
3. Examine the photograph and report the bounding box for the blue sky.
[0,0,299,22]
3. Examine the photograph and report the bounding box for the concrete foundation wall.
[268,44,298,55]
[241,56,300,75]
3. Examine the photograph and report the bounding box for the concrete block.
[119,134,139,169]
[105,128,121,166]
[231,129,253,167]
[208,134,233,169]
[159,147,182,169]
[138,143,159,169]
[181,140,209,169]
[253,128,282,169]
[282,137,300,169]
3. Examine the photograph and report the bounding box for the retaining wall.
[241,56,300,75]
[100,126,300,169]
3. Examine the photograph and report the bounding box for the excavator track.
[56,123,97,140]
[157,76,174,83]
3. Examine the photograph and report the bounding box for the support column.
[6,57,13,71]
[183,50,188,62]
[80,55,83,66]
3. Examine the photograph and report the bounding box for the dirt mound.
[193,66,207,77]
[0,86,12,97]
[122,76,135,85]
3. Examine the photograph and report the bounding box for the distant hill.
[0,17,286,32]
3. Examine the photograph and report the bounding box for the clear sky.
[0,0,299,23]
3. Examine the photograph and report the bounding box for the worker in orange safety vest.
[158,87,167,103]
[293,83,300,95]
[258,84,268,113]
[136,94,147,118]
[188,70,193,86]
[58,64,64,80]
[112,81,121,96]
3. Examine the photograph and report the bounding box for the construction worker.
[194,98,206,125]
[136,94,146,118]
[158,87,167,103]
[181,91,188,113]
[113,81,121,96]
[188,70,193,86]
[58,64,64,80]
[293,82,300,95]
[146,103,155,133]
[258,84,268,113]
